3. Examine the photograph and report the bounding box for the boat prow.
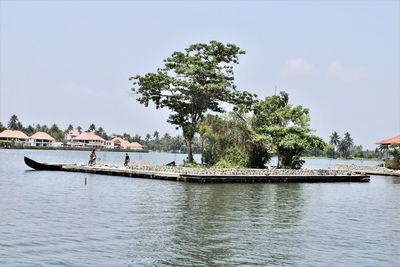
[24,156,63,171]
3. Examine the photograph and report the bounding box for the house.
[29,132,55,147]
[65,130,80,145]
[71,132,105,148]
[376,135,400,146]
[0,129,29,145]
[129,142,144,150]
[377,135,400,159]
[105,140,115,149]
[109,137,144,150]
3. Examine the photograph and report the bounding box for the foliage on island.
[386,144,400,170]
[130,41,255,163]
[130,41,329,169]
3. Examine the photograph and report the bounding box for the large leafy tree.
[130,41,254,163]
[251,91,326,169]
[200,113,269,168]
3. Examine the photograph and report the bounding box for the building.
[0,129,29,145]
[129,142,144,150]
[65,130,80,146]
[29,132,55,147]
[109,137,144,150]
[105,140,115,149]
[376,135,400,161]
[376,135,400,146]
[71,132,105,148]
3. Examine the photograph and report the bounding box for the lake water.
[1,149,399,266]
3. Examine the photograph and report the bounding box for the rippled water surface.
[1,150,399,266]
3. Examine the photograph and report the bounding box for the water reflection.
[2,150,399,266]
[156,183,307,266]
[391,176,400,184]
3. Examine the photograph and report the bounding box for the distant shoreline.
[0,146,149,153]
[296,156,382,161]
[1,147,383,161]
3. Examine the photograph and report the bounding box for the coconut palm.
[329,131,341,158]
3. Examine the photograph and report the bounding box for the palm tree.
[343,132,354,147]
[88,124,96,132]
[8,114,22,130]
[329,131,340,158]
[66,124,74,132]
[338,132,354,159]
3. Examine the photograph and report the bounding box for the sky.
[1,0,399,149]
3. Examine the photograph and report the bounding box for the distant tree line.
[304,131,383,159]
[1,114,196,152]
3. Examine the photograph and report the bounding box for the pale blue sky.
[1,0,399,148]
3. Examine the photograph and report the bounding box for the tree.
[131,41,255,163]
[95,127,108,140]
[122,133,132,142]
[66,124,74,132]
[343,132,354,147]
[49,123,64,142]
[25,125,35,136]
[338,132,354,159]
[132,134,142,143]
[251,91,326,169]
[388,144,400,170]
[153,131,160,150]
[88,124,96,132]
[200,112,269,168]
[8,114,23,130]
[0,122,5,132]
[77,126,82,133]
[329,131,341,158]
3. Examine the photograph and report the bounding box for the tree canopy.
[251,91,326,169]
[200,112,269,168]
[130,40,255,163]
[8,114,23,130]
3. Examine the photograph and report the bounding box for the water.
[0,150,399,266]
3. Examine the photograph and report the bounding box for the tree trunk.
[277,153,282,169]
[186,137,194,164]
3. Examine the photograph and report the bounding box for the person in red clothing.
[124,153,130,167]
[88,149,96,166]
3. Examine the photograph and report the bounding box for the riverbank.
[303,155,383,161]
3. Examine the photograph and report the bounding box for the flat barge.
[24,157,370,183]
[331,164,400,177]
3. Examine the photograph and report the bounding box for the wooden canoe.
[24,156,63,171]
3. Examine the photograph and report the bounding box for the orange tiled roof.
[73,132,105,141]
[30,132,55,141]
[0,129,29,139]
[111,137,123,144]
[376,135,400,145]
[67,130,80,137]
[110,137,143,149]
[130,142,143,148]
